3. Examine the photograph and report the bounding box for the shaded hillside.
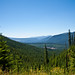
[3,35,60,65]
[45,32,75,45]
[47,33,68,44]
[0,35,47,72]
[3,36,44,64]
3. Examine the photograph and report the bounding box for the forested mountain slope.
[3,35,44,64]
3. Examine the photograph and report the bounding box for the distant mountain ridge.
[10,32,75,45]
[47,32,75,45]
[10,36,52,43]
[46,33,68,44]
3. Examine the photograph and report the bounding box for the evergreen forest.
[0,30,75,75]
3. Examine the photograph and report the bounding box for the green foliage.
[0,34,75,75]
[0,35,13,71]
[49,45,75,73]
[68,46,75,72]
[1,35,45,72]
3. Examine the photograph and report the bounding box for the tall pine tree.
[44,44,49,65]
[68,29,71,47]
[65,53,69,72]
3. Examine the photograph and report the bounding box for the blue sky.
[0,0,75,38]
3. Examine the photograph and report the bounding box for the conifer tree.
[0,35,12,72]
[44,44,49,65]
[68,29,71,47]
[53,53,56,66]
[56,57,58,67]
[66,53,69,72]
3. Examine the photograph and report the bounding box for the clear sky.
[0,0,75,38]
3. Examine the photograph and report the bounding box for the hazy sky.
[0,0,75,38]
